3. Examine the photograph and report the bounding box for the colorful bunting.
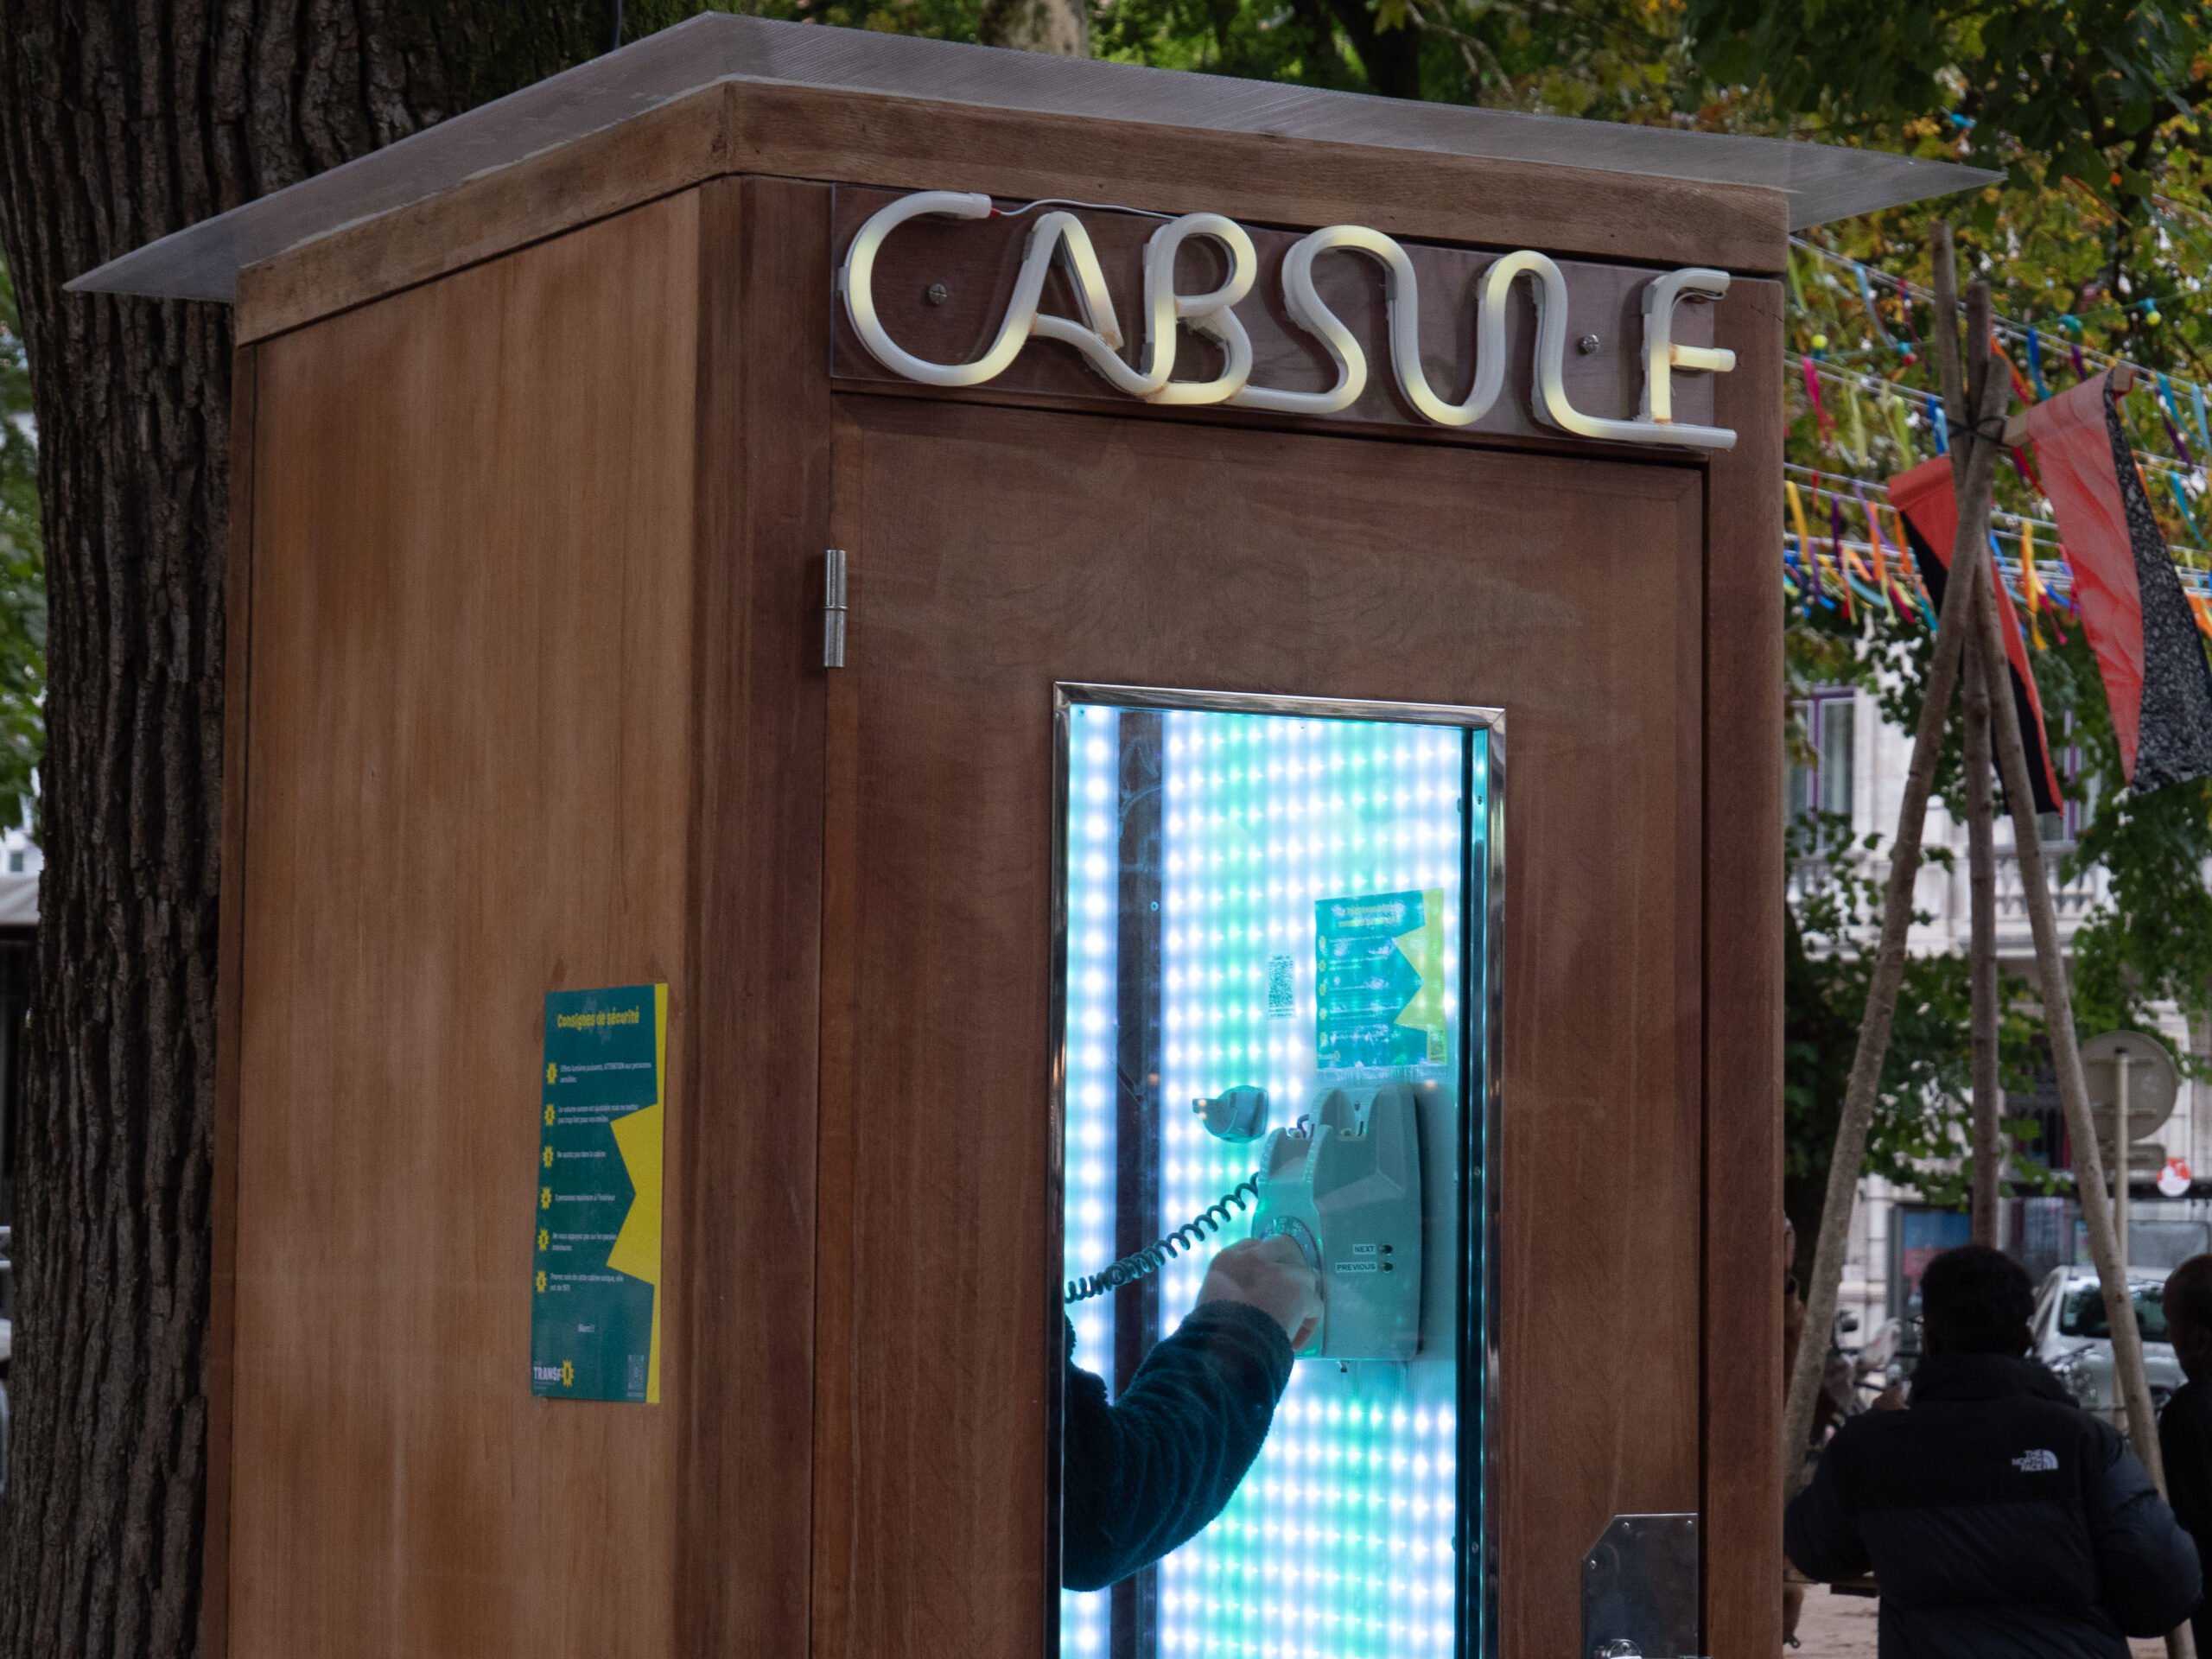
[1883,385,1916,464]
[1781,247,2212,786]
[1803,359,1835,442]
[2021,518,2049,649]
[2158,374,2196,469]
[1857,264,1895,353]
[2170,472,2205,546]
[1830,498,1855,620]
[2025,329,2051,401]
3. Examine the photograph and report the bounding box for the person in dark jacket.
[1786,1243,2200,1658]
[1062,1234,1320,1591]
[2158,1253,2212,1657]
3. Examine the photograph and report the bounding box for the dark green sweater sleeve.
[1061,1301,1294,1592]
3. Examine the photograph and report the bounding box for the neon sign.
[838,190,1738,450]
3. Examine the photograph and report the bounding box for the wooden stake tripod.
[1779,227,2191,1659]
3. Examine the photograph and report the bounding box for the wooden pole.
[1966,633,2002,1247]
[1967,529,2195,1659]
[1958,416,2159,1476]
[1780,226,2009,1479]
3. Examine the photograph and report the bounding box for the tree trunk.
[1314,0,1425,97]
[0,6,601,1653]
[979,0,1090,55]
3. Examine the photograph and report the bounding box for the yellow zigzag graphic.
[604,983,667,1402]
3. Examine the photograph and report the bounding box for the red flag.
[1890,455,2065,814]
[2024,373,2212,791]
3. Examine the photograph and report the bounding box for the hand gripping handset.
[1249,1084,1424,1361]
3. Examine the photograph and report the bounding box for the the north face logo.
[2012,1449,2060,1473]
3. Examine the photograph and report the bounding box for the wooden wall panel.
[207,338,259,1659]
[677,176,832,1656]
[1698,277,1786,1659]
[230,194,700,1659]
[823,397,1706,1659]
[219,156,1782,1656]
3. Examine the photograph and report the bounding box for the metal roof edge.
[68,13,2002,302]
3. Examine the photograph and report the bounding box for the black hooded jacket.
[2158,1376,2212,1657]
[1786,1352,2201,1659]
[1061,1302,1293,1592]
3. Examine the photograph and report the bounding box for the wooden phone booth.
[76,18,1989,1659]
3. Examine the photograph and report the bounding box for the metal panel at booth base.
[1581,1515,1700,1659]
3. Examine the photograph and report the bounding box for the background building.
[1795,683,2212,1338]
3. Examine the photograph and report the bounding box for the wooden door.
[811,395,1707,1659]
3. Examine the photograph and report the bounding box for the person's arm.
[1061,1300,1294,1592]
[2086,1426,2202,1637]
[1783,1430,1872,1584]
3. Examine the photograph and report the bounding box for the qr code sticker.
[1266,955,1296,1018]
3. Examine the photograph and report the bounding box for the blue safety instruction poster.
[1315,889,1447,1069]
[531,984,664,1402]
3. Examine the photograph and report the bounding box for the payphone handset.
[1063,1082,1425,1363]
[1249,1084,1424,1362]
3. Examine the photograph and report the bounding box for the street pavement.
[1791,1587,2170,1656]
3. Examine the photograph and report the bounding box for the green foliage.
[2070,778,2212,1035]
[1684,0,2212,206]
[1784,813,2059,1224]
[639,0,982,45]
[1091,0,1707,108]
[1788,179,2212,1056]
[0,261,42,838]
[674,0,1712,111]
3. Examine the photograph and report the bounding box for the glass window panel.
[1786,759,1815,823]
[1056,690,1497,1659]
[1818,699,1853,820]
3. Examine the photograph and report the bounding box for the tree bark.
[0,6,601,1653]
[979,0,1090,55]
[1314,0,1424,98]
[1966,633,2001,1246]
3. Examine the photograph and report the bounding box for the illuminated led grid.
[1059,703,1122,1656]
[1155,711,1471,1659]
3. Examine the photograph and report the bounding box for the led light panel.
[1058,693,1494,1659]
[1061,704,1123,1658]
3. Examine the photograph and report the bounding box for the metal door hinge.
[823,548,848,669]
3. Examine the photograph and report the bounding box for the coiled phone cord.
[1063,1176,1262,1305]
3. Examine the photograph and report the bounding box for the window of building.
[2037,710,2094,845]
[1789,690,1855,830]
